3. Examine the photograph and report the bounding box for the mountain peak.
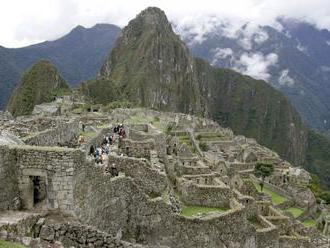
[137,7,168,24]
[96,7,201,113]
[124,7,172,36]
[7,59,70,116]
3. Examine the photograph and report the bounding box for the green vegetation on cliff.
[195,59,307,166]
[305,130,330,188]
[7,59,70,117]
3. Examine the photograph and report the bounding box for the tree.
[254,161,274,191]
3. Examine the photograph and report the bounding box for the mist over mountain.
[0,23,120,109]
[179,18,330,136]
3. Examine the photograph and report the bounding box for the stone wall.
[279,236,315,248]
[73,164,259,248]
[23,120,79,147]
[180,182,232,208]
[255,215,279,248]
[128,127,166,158]
[0,145,84,212]
[0,146,20,210]
[0,212,44,243]
[108,155,167,196]
[119,139,155,159]
[39,222,165,248]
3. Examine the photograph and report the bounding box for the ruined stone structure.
[0,108,329,248]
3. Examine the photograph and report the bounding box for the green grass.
[0,239,25,248]
[181,205,228,217]
[285,207,304,218]
[80,131,97,140]
[302,219,316,227]
[252,180,287,205]
[127,115,153,124]
[196,132,225,142]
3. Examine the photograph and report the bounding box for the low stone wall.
[175,164,211,176]
[230,162,255,172]
[23,120,79,147]
[180,182,232,208]
[0,212,44,243]
[39,222,164,248]
[119,139,154,159]
[255,215,279,248]
[279,236,315,248]
[108,155,167,196]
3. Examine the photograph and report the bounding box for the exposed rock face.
[7,60,70,117]
[0,131,24,146]
[87,7,307,168]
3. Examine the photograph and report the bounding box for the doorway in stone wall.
[30,176,47,207]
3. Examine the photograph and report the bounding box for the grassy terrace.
[176,134,195,153]
[196,132,224,142]
[0,239,25,248]
[127,115,153,124]
[181,205,228,217]
[302,219,316,227]
[285,207,304,218]
[79,130,98,140]
[252,180,287,205]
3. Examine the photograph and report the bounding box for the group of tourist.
[114,124,126,138]
[88,124,126,170]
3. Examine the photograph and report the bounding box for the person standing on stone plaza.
[82,123,85,132]
[89,145,95,157]
[110,163,119,177]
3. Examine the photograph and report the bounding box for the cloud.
[211,48,234,65]
[279,69,295,86]
[1,0,330,47]
[297,42,308,54]
[234,52,278,80]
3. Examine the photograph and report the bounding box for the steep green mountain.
[194,58,308,166]
[7,60,70,116]
[97,7,202,114]
[0,24,120,109]
[305,130,330,188]
[84,7,307,167]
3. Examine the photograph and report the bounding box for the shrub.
[199,142,209,151]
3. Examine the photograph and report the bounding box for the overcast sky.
[1,0,330,48]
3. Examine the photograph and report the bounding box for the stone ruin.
[0,107,329,248]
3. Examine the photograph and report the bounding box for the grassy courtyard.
[302,218,316,227]
[252,180,287,205]
[181,205,228,217]
[0,239,25,248]
[285,207,304,218]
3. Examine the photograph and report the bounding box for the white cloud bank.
[234,52,278,81]
[1,0,330,47]
[279,69,295,87]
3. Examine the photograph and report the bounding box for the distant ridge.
[0,23,121,109]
